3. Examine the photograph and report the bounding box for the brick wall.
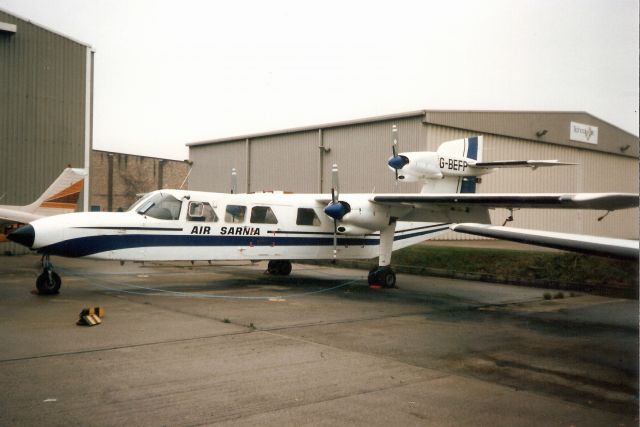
[90,150,190,212]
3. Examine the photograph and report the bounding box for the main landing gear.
[267,260,292,276]
[36,255,61,295]
[368,266,397,288]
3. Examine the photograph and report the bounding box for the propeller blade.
[331,164,339,201]
[388,124,408,180]
[332,219,338,260]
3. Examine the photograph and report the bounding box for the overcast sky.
[1,0,638,160]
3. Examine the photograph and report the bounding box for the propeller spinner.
[387,125,409,179]
[324,164,350,220]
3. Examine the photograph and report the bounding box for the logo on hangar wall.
[570,121,598,145]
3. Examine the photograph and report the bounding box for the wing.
[0,208,43,225]
[471,160,577,169]
[372,193,638,210]
[0,210,42,243]
[371,192,637,224]
[0,167,87,240]
[450,223,639,260]
[0,208,43,243]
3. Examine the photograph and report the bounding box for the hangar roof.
[0,6,92,48]
[188,110,638,158]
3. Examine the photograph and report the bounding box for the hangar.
[187,110,639,239]
[0,7,93,252]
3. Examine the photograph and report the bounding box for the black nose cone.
[8,224,35,248]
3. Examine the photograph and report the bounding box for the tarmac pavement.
[0,255,637,426]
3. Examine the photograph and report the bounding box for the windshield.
[135,192,182,220]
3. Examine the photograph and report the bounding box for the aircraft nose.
[8,224,35,248]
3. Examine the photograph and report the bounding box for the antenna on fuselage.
[230,168,237,194]
[179,160,193,190]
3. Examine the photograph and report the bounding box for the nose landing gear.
[36,255,61,295]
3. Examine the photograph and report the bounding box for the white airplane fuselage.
[26,189,450,262]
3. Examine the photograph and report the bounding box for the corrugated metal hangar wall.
[0,8,92,252]
[188,110,638,240]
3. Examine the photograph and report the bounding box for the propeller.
[387,124,409,180]
[323,164,350,259]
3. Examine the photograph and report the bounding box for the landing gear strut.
[368,266,396,288]
[36,255,61,295]
[367,222,397,288]
[267,260,292,276]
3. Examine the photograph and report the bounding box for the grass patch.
[311,245,638,298]
[392,246,634,284]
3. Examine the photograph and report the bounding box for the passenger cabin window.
[250,206,278,224]
[187,201,217,222]
[225,205,246,223]
[296,208,321,226]
[136,193,182,220]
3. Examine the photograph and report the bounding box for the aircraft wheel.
[267,260,278,275]
[36,271,61,295]
[267,260,292,276]
[367,267,378,285]
[279,260,292,276]
[380,269,396,288]
[368,266,396,288]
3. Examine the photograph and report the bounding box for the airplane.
[0,168,87,243]
[7,129,639,295]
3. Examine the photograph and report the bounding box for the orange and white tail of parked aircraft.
[0,168,87,242]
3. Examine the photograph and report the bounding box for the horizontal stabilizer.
[472,160,577,169]
[451,223,639,260]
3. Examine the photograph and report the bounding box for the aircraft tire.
[268,260,292,276]
[36,271,61,295]
[267,260,280,276]
[381,269,396,288]
[368,267,396,288]
[279,260,292,276]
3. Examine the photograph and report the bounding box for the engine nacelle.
[339,204,390,233]
[387,136,486,183]
[389,152,442,182]
[336,224,375,235]
[389,151,482,181]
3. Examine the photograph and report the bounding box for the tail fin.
[25,168,87,215]
[421,136,483,194]
[437,135,483,163]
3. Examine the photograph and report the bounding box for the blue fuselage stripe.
[39,225,450,257]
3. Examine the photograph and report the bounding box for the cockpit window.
[136,192,182,220]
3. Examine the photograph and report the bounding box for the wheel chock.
[80,307,105,318]
[77,314,101,326]
[77,307,105,326]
